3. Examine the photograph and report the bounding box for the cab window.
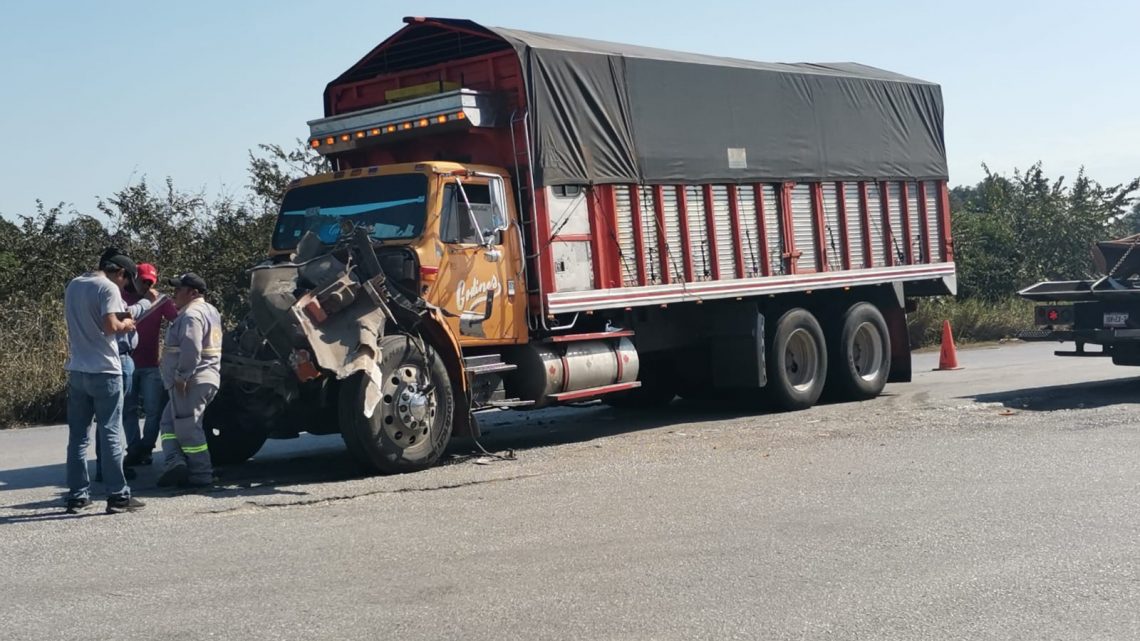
[440,182,506,245]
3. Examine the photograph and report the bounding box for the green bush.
[0,143,326,428]
[908,297,1034,348]
[0,299,69,427]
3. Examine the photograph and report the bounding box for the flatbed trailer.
[1019,277,1140,363]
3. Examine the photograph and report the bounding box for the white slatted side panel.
[924,181,943,262]
[821,184,843,271]
[761,185,783,275]
[614,186,638,287]
[864,182,888,266]
[887,182,905,264]
[711,186,736,279]
[790,184,816,271]
[685,186,712,280]
[661,187,683,282]
[906,181,922,263]
[639,186,661,284]
[844,183,866,269]
[737,187,763,277]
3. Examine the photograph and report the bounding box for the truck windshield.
[273,174,428,249]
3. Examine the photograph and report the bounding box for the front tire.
[339,334,454,474]
[766,308,827,411]
[201,388,272,465]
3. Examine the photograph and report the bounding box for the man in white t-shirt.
[62,248,149,514]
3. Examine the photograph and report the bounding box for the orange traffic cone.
[934,320,961,371]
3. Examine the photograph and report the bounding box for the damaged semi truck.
[205,17,957,474]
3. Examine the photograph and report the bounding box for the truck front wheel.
[339,334,455,474]
[201,388,271,465]
[766,308,827,411]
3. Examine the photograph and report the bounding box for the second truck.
[204,17,957,474]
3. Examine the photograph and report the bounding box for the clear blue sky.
[2,0,1137,219]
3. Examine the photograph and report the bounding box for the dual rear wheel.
[764,302,892,411]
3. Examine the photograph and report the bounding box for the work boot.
[106,496,146,514]
[65,497,92,514]
[183,475,218,489]
[123,446,153,468]
[157,464,190,488]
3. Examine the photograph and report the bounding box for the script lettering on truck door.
[431,176,525,345]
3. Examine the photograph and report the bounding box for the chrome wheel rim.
[851,322,884,382]
[379,364,437,447]
[784,328,819,392]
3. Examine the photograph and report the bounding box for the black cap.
[167,272,208,293]
[98,247,137,278]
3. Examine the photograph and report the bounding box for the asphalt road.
[2,342,1139,640]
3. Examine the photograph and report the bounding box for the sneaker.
[156,464,190,488]
[105,496,146,514]
[65,497,92,514]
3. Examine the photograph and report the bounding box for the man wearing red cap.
[122,263,179,467]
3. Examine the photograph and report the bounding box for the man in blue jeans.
[63,248,149,514]
[93,258,158,482]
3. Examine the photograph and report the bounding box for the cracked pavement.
[2,342,1140,640]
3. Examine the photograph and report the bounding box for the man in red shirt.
[123,263,180,467]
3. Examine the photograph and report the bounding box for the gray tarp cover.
[486,26,947,187]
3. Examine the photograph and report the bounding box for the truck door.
[433,175,527,345]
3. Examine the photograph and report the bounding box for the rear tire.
[827,302,891,401]
[339,334,454,474]
[766,308,827,411]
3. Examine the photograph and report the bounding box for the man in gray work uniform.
[157,273,223,488]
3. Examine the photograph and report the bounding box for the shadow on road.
[968,376,1140,411]
[1,398,772,522]
[466,398,771,453]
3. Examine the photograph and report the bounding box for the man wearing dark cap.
[158,273,224,488]
[62,247,149,514]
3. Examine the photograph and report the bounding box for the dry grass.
[0,300,69,428]
[908,296,1034,348]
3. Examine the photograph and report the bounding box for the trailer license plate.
[1104,312,1129,328]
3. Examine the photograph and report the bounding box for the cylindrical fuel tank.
[506,337,640,408]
